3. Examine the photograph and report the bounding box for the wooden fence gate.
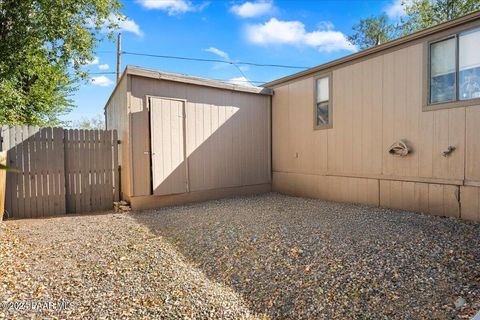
[0,126,119,219]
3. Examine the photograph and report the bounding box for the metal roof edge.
[125,66,273,95]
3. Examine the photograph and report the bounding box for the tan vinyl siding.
[466,105,480,181]
[270,30,480,221]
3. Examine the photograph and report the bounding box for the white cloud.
[230,0,275,18]
[110,14,143,36]
[204,47,230,60]
[228,76,255,87]
[90,76,114,87]
[385,0,412,20]
[98,64,110,70]
[246,18,356,52]
[85,57,99,65]
[136,0,208,15]
[88,14,143,37]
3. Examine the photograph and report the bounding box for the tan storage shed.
[105,66,272,209]
[265,11,480,221]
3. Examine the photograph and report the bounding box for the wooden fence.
[0,126,119,219]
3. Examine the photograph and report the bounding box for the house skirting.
[273,171,480,221]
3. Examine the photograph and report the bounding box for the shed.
[265,11,480,221]
[105,66,272,209]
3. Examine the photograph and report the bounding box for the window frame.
[313,72,333,130]
[424,26,480,111]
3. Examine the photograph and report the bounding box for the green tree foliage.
[401,0,480,35]
[348,14,395,50]
[349,0,480,50]
[0,0,122,126]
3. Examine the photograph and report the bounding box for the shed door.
[150,97,188,195]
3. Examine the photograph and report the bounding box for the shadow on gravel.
[132,193,480,319]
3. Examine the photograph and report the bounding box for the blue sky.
[66,0,407,123]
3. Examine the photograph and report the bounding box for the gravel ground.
[1,193,479,319]
[0,213,257,319]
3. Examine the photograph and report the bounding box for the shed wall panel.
[129,76,271,197]
[105,75,130,198]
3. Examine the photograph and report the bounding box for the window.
[459,28,480,100]
[430,37,456,103]
[315,76,330,128]
[429,27,480,105]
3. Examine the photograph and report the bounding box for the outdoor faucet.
[442,146,456,157]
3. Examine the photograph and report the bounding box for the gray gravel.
[1,193,479,319]
[138,193,480,319]
[0,213,256,319]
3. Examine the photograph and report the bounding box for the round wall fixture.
[388,140,410,157]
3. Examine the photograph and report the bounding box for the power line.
[89,72,117,75]
[232,63,255,86]
[121,51,310,69]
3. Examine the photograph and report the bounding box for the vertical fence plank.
[28,126,38,218]
[78,130,85,212]
[47,128,56,215]
[15,127,24,218]
[101,130,110,210]
[97,129,103,211]
[51,128,58,215]
[55,128,66,215]
[102,130,109,210]
[73,129,80,213]
[23,126,33,219]
[85,131,92,212]
[87,130,94,212]
[65,129,73,213]
[3,127,11,218]
[105,130,112,207]
[38,128,47,217]
[91,130,98,211]
[83,129,89,212]
[20,127,28,219]
[113,130,119,202]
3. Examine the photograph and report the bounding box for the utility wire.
[89,72,117,75]
[121,51,310,69]
[232,63,255,86]
[89,50,306,85]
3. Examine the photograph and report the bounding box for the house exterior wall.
[127,75,271,207]
[105,74,132,200]
[270,22,480,221]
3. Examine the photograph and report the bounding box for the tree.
[71,114,105,130]
[401,0,480,35]
[0,0,122,126]
[348,14,396,50]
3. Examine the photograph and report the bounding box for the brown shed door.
[150,97,188,195]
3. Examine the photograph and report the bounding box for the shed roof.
[264,10,480,87]
[123,65,273,95]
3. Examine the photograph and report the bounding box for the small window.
[430,37,456,104]
[428,27,480,105]
[315,76,330,128]
[459,28,480,100]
